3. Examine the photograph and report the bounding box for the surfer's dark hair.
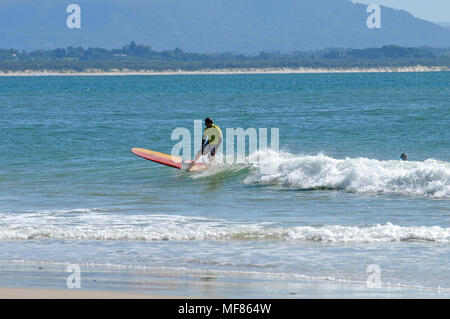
[204,117,213,124]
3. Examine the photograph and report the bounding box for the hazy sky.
[352,0,450,22]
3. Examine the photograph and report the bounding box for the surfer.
[400,153,408,161]
[191,117,223,166]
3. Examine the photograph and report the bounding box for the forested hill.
[0,0,449,53]
[1,43,449,72]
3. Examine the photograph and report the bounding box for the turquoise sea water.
[0,73,449,297]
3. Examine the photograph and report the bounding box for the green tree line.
[1,42,449,71]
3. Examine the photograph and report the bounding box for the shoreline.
[0,286,187,299]
[0,65,448,76]
[1,260,449,299]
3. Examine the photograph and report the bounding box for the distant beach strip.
[0,66,449,76]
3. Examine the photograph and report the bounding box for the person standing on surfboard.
[191,117,223,167]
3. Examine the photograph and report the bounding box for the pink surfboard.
[131,148,208,171]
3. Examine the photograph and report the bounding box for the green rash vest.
[203,124,223,146]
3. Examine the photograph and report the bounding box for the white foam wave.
[0,211,448,243]
[243,150,450,198]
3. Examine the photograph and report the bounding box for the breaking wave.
[237,150,450,198]
[0,211,448,243]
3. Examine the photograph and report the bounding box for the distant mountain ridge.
[0,0,449,53]
[437,22,450,32]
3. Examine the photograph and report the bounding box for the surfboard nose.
[131,147,183,169]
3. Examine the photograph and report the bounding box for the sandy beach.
[1,260,448,299]
[0,65,448,76]
[0,286,181,299]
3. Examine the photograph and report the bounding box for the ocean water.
[0,73,449,297]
